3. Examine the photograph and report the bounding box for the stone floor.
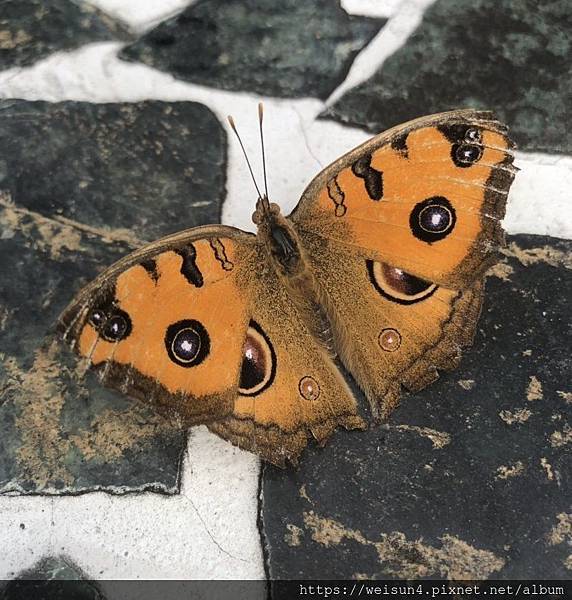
[0,0,570,591]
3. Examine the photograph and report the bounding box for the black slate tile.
[0,0,131,71]
[1,556,104,600]
[1,569,267,600]
[261,234,572,580]
[0,100,226,241]
[119,0,385,99]
[322,0,572,154]
[0,99,226,494]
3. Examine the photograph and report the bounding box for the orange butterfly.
[59,109,516,466]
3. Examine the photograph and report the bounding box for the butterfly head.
[251,195,279,224]
[227,106,303,276]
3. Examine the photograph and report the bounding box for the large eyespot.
[165,319,210,367]
[367,261,437,304]
[239,321,276,397]
[409,196,456,243]
[101,310,132,342]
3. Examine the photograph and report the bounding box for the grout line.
[256,461,273,595]
[326,0,439,107]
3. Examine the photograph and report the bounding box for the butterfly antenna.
[258,102,270,209]
[227,114,264,203]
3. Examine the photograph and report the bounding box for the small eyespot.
[410,196,456,243]
[464,127,481,143]
[101,310,132,342]
[89,309,106,328]
[378,328,401,352]
[239,321,276,396]
[438,122,484,168]
[165,319,210,367]
[299,376,320,401]
[454,144,482,166]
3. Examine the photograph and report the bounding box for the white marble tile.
[0,429,263,581]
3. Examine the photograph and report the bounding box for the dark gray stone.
[119,0,385,99]
[0,99,227,494]
[261,234,572,580]
[322,0,572,154]
[0,100,226,241]
[0,0,131,71]
[0,556,104,600]
[1,572,268,600]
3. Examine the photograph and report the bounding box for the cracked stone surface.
[0,99,226,494]
[322,0,572,154]
[119,0,386,99]
[261,234,572,580]
[0,0,131,71]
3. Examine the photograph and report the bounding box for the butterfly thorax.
[253,200,304,277]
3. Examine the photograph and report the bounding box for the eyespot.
[438,123,483,168]
[378,328,401,352]
[89,306,132,342]
[299,376,320,401]
[101,311,132,342]
[89,309,106,328]
[454,143,482,166]
[239,321,276,397]
[464,127,481,143]
[419,204,453,233]
[453,125,483,167]
[410,196,456,243]
[367,261,437,304]
[165,319,210,367]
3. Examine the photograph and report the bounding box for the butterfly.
[58,109,516,466]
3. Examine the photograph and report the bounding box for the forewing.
[59,226,256,423]
[290,110,516,287]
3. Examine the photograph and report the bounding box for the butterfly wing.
[291,110,516,287]
[59,225,364,465]
[289,110,516,418]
